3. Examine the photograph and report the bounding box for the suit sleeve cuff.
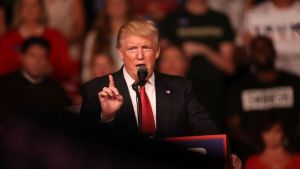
[101,113,115,123]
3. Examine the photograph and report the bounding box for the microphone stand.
[132,82,142,133]
[132,79,147,134]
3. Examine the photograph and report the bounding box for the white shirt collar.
[22,70,43,84]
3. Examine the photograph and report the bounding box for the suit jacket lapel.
[155,72,173,137]
[113,69,138,134]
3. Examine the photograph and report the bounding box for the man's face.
[251,40,275,70]
[118,35,160,81]
[21,44,49,79]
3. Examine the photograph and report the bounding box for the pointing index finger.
[109,74,115,87]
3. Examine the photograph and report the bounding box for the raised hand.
[98,75,123,121]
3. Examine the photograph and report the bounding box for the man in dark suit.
[0,37,70,124]
[80,20,242,169]
[80,19,218,138]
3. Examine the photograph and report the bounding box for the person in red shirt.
[0,0,77,82]
[245,112,300,169]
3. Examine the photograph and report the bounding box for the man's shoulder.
[0,71,22,82]
[0,72,25,94]
[156,72,186,80]
[206,9,229,19]
[155,72,191,87]
[278,71,300,84]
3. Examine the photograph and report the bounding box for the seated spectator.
[0,37,71,123]
[156,45,188,77]
[81,0,134,82]
[89,53,117,80]
[240,0,300,77]
[245,113,300,169]
[0,0,77,83]
[225,36,300,160]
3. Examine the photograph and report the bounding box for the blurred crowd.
[1,0,300,167]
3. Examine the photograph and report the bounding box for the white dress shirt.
[123,67,157,127]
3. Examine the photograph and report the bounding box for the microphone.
[137,64,148,86]
[132,65,148,131]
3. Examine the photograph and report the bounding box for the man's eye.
[143,47,152,51]
[127,47,137,52]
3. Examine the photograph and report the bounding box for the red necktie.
[139,85,156,135]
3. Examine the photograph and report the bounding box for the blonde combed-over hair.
[116,19,159,49]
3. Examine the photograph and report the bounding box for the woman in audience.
[81,0,134,82]
[89,53,117,80]
[245,113,300,169]
[0,0,77,83]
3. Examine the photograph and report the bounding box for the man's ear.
[155,47,160,59]
[117,48,124,61]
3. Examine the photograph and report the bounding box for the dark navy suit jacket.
[80,69,219,137]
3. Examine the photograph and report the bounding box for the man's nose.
[137,48,144,60]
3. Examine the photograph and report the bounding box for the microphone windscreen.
[137,65,148,83]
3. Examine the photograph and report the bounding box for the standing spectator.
[225,36,300,160]
[156,45,188,77]
[240,0,300,77]
[245,113,300,169]
[81,0,134,83]
[207,0,246,31]
[159,0,236,129]
[0,37,70,123]
[0,0,77,83]
[44,0,85,60]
